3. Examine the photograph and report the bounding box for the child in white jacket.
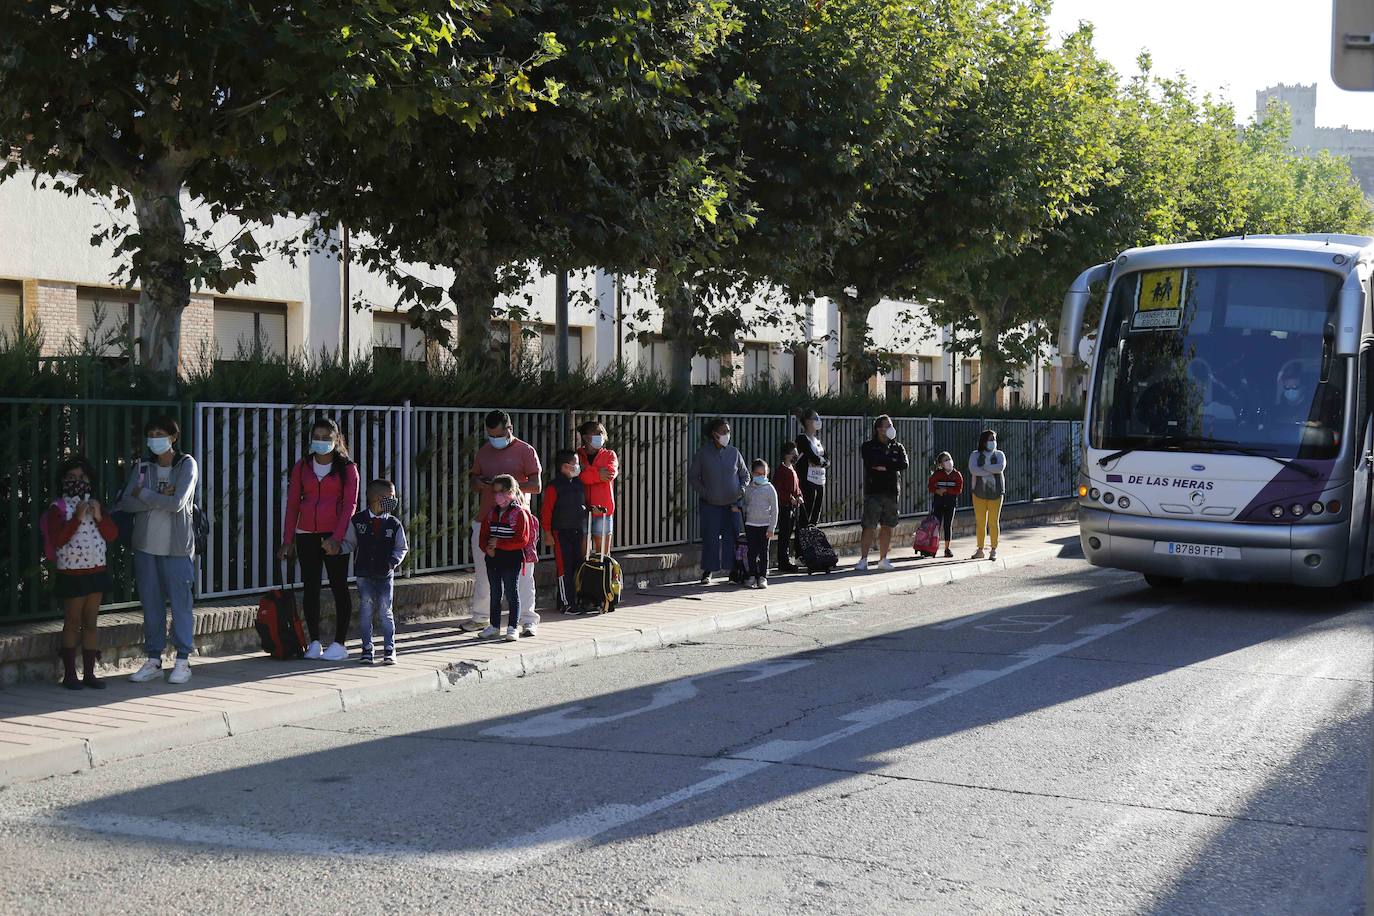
[743,459,779,589]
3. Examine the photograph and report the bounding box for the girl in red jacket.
[576,420,619,556]
[927,451,963,559]
[480,475,533,642]
[44,457,118,689]
[277,417,360,661]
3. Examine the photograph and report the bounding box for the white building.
[0,173,1068,407]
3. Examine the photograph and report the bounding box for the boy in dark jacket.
[541,449,589,614]
[341,479,408,664]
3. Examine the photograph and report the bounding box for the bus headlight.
[1269,505,1285,519]
[1102,492,1115,505]
[1116,496,1131,509]
[1308,501,1325,516]
[1088,488,1100,501]
[1289,503,1306,518]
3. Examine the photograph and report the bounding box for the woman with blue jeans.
[117,416,199,686]
[688,418,749,585]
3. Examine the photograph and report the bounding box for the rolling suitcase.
[795,525,838,574]
[256,570,307,659]
[913,513,942,558]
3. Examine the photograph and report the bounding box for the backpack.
[796,525,838,574]
[729,533,750,584]
[913,512,942,558]
[575,553,623,616]
[256,584,307,660]
[522,511,541,565]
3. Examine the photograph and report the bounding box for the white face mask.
[813,421,822,432]
[941,460,953,472]
[147,437,172,455]
[716,434,731,447]
[883,426,897,441]
[1283,388,1302,404]
[984,441,997,453]
[589,435,605,449]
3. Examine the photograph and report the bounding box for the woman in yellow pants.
[967,429,1006,560]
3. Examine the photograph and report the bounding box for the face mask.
[489,435,511,450]
[378,496,399,514]
[883,427,897,441]
[716,434,730,447]
[753,474,769,485]
[569,464,582,477]
[63,479,91,498]
[985,441,997,453]
[310,440,333,456]
[494,492,513,507]
[147,437,172,455]
[941,460,953,472]
[589,435,605,449]
[813,422,822,432]
[1283,388,1301,404]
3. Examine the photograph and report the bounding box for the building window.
[214,298,286,361]
[537,325,584,372]
[373,312,426,364]
[76,288,137,358]
[0,280,21,339]
[640,335,671,379]
[742,343,770,384]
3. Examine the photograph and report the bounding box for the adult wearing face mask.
[466,409,542,632]
[927,451,963,559]
[576,420,619,557]
[277,417,360,661]
[857,414,908,571]
[793,408,828,531]
[688,418,749,585]
[968,429,1006,561]
[1270,364,1314,426]
[119,416,200,686]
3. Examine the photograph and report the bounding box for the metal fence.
[2,399,1083,619]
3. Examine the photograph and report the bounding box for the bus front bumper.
[1077,506,1348,587]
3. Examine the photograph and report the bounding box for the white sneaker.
[478,626,500,639]
[520,625,537,638]
[504,627,519,642]
[744,576,756,588]
[856,557,869,572]
[879,558,895,571]
[322,642,348,662]
[303,640,324,660]
[167,659,191,685]
[989,548,998,561]
[129,658,162,683]
[758,577,769,589]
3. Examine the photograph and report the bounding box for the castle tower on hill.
[1257,83,1374,196]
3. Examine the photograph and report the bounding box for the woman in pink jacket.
[277,417,360,661]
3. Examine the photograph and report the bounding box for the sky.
[1046,0,1374,129]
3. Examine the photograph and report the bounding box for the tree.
[0,0,551,383]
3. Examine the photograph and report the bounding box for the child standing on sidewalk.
[43,456,119,690]
[480,475,533,641]
[927,451,963,559]
[340,479,408,665]
[772,444,803,573]
[541,449,589,615]
[743,459,778,589]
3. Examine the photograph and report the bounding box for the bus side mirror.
[1335,266,1366,357]
[1058,262,1112,365]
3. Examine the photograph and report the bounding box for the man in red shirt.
[465,410,542,633]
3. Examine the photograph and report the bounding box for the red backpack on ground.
[913,513,942,558]
[256,569,307,659]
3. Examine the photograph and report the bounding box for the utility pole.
[555,270,570,379]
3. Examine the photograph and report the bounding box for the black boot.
[82,649,106,689]
[59,648,82,690]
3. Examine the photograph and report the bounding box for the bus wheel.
[1349,576,1374,602]
[1144,574,1183,589]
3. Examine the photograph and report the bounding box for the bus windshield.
[1089,265,1344,460]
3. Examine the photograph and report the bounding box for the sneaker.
[989,548,998,561]
[458,619,486,633]
[383,651,397,666]
[521,625,537,638]
[778,562,799,573]
[322,642,349,662]
[504,627,519,642]
[478,626,500,639]
[944,548,954,559]
[129,658,163,683]
[744,576,757,589]
[167,659,191,685]
[698,572,712,585]
[970,548,986,560]
[856,557,869,572]
[878,558,896,571]
[359,653,375,666]
[758,577,769,589]
[303,640,324,660]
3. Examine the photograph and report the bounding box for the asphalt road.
[0,551,1368,915]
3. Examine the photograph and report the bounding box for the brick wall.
[23,279,78,355]
[180,293,215,374]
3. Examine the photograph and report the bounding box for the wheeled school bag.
[913,513,942,558]
[256,574,307,659]
[795,525,838,574]
[728,533,750,584]
[575,553,623,616]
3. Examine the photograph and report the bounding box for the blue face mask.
[310,440,334,456]
[488,435,511,450]
[753,474,769,486]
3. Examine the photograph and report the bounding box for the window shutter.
[0,284,20,339]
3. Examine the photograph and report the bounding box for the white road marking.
[480,660,813,739]
[23,606,1169,872]
[975,614,1073,635]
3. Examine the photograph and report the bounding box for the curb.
[0,544,1057,789]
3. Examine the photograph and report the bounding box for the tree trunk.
[449,260,503,373]
[656,271,695,395]
[975,298,1008,410]
[132,165,191,391]
[837,290,881,396]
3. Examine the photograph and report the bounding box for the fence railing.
[2,399,1082,619]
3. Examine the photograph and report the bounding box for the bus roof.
[1115,233,1374,274]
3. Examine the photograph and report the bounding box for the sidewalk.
[0,523,1078,787]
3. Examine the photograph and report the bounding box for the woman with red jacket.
[44,456,119,689]
[576,420,619,556]
[927,451,963,559]
[277,417,360,661]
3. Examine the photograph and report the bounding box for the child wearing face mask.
[742,459,779,589]
[576,420,618,557]
[542,449,589,615]
[43,456,118,689]
[339,479,408,665]
[479,475,534,641]
[968,429,1006,561]
[927,451,963,560]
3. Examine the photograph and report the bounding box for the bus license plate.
[1155,541,1240,560]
